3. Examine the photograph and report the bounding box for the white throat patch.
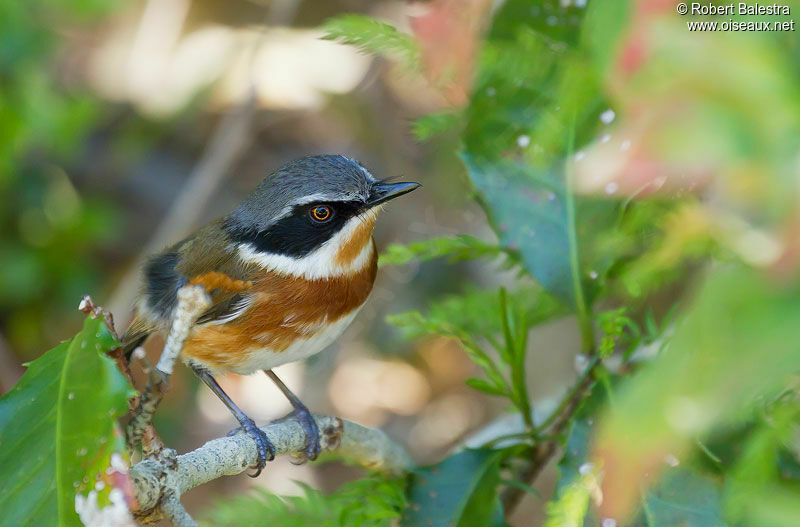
[237,212,376,280]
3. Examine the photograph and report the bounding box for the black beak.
[367,182,421,207]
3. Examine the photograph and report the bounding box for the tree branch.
[129,414,412,525]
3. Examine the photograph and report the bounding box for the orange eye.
[310,205,332,222]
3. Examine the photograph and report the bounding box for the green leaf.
[596,307,638,358]
[722,401,800,526]
[379,235,506,268]
[321,14,419,68]
[544,470,596,527]
[554,385,605,494]
[465,377,506,397]
[0,315,133,527]
[721,484,800,527]
[641,470,726,527]
[403,449,504,527]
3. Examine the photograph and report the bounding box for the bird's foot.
[228,417,275,477]
[274,407,320,464]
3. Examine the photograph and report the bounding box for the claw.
[276,407,320,463]
[231,417,275,476]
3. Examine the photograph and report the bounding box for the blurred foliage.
[411,110,462,142]
[379,234,508,268]
[0,315,132,527]
[0,0,122,357]
[462,2,621,315]
[388,283,562,343]
[390,285,562,422]
[203,474,406,527]
[322,14,420,68]
[549,381,729,527]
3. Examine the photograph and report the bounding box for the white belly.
[228,307,362,375]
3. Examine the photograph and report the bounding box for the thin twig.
[500,360,600,513]
[532,356,601,437]
[160,493,196,527]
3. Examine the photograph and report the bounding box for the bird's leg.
[190,365,275,476]
[264,369,321,463]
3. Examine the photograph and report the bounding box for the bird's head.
[225,155,420,279]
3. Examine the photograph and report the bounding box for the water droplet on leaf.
[600,109,616,124]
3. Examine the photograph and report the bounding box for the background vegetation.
[2,0,800,525]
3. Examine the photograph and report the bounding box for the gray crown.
[229,155,376,232]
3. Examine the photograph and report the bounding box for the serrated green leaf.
[403,449,504,527]
[461,134,617,315]
[321,14,419,69]
[462,1,624,311]
[0,315,133,527]
[387,284,562,342]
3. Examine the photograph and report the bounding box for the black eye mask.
[224,200,364,258]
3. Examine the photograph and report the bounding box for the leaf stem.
[500,358,599,514]
[564,111,594,353]
[533,356,600,437]
[513,311,534,430]
[498,288,515,365]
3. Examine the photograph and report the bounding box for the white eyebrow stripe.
[270,191,368,224]
[289,193,334,206]
[269,193,329,223]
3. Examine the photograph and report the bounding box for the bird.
[121,155,419,474]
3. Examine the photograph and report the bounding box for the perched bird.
[122,155,419,473]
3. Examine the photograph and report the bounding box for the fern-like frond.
[321,14,419,69]
[379,234,507,267]
[201,475,406,527]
